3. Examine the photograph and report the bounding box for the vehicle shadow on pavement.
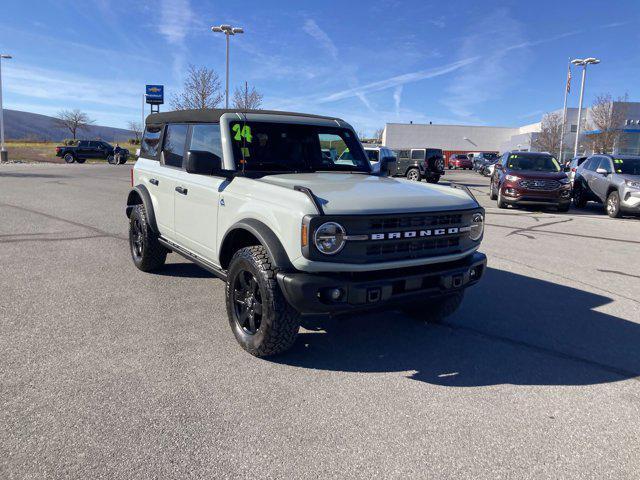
[275,267,640,386]
[153,262,215,279]
[0,172,68,179]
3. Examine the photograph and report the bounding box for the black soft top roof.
[145,108,341,125]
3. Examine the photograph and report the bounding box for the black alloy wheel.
[232,269,264,335]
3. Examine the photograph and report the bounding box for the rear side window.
[411,149,425,160]
[141,125,163,160]
[366,150,379,162]
[583,157,598,171]
[163,124,188,168]
[190,124,223,159]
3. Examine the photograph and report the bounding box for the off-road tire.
[226,246,300,357]
[573,183,587,208]
[406,168,420,181]
[75,158,86,164]
[606,191,621,218]
[401,290,465,324]
[63,153,75,164]
[129,204,167,272]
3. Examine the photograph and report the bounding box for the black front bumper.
[276,252,486,315]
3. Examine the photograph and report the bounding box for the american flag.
[566,65,572,93]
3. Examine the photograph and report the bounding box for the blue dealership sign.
[145,85,164,105]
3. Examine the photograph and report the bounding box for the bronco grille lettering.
[370,226,461,240]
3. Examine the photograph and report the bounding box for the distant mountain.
[3,109,133,142]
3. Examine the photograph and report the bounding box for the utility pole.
[571,57,600,157]
[211,24,244,108]
[0,54,13,163]
[558,59,570,162]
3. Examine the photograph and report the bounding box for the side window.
[411,149,425,160]
[584,157,597,171]
[162,124,188,168]
[141,125,163,160]
[189,124,223,159]
[398,150,410,160]
[597,157,612,172]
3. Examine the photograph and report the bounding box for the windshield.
[484,153,498,160]
[229,121,370,174]
[507,154,561,172]
[613,158,640,175]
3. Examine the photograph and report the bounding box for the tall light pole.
[0,54,12,163]
[571,57,600,157]
[211,24,244,108]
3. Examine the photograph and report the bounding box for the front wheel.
[401,291,465,323]
[226,246,300,357]
[606,191,622,218]
[107,154,117,165]
[573,183,588,208]
[489,180,498,200]
[406,168,420,181]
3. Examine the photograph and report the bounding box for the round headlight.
[469,213,484,241]
[314,222,346,255]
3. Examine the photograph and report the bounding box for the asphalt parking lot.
[1,163,639,479]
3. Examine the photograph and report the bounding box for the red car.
[489,151,571,212]
[449,154,473,170]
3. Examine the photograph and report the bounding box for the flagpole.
[558,59,570,163]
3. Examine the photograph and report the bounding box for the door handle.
[175,186,188,195]
[149,178,159,186]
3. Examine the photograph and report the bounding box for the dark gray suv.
[573,154,640,217]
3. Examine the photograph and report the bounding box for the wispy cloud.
[302,19,339,60]
[442,9,583,120]
[428,16,446,28]
[158,0,195,80]
[393,85,403,116]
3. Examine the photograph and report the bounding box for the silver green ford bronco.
[126,109,486,356]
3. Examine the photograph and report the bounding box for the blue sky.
[1,0,639,134]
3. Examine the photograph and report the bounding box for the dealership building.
[382,101,640,160]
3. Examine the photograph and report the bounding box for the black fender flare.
[220,219,292,271]
[125,184,158,233]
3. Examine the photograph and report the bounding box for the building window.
[570,124,577,133]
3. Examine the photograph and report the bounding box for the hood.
[506,170,567,180]
[257,173,478,215]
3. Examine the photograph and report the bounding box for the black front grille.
[519,179,560,191]
[305,209,481,264]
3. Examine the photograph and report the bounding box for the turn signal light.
[301,224,308,247]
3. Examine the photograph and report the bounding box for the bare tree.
[232,81,264,109]
[171,64,224,110]
[532,112,563,154]
[54,109,94,140]
[373,127,384,143]
[127,121,143,143]
[585,93,628,154]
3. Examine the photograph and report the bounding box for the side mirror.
[595,167,610,176]
[185,150,223,175]
[378,156,397,176]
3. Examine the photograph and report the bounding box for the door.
[76,141,91,159]
[591,157,612,201]
[173,123,225,262]
[154,123,190,238]
[397,150,410,175]
[582,156,599,197]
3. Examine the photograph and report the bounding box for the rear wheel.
[63,153,75,164]
[129,205,167,272]
[406,168,420,181]
[426,175,440,184]
[107,154,116,165]
[402,291,465,324]
[606,191,621,218]
[226,246,300,357]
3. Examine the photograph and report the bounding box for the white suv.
[126,109,486,356]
